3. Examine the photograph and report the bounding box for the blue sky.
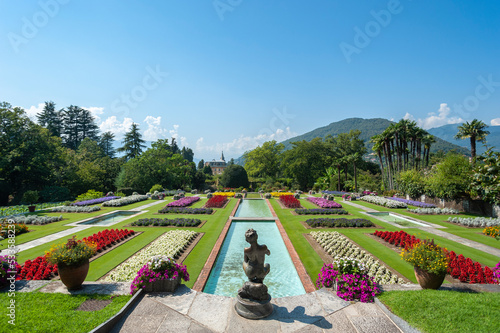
[1,0,499,160]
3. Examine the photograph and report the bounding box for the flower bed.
[72,196,120,206]
[102,195,149,207]
[271,192,294,197]
[82,229,135,253]
[360,196,407,208]
[279,195,301,208]
[212,192,235,197]
[483,226,500,238]
[447,216,500,228]
[307,197,343,209]
[104,230,198,282]
[1,256,21,284]
[131,218,201,227]
[205,195,228,208]
[166,196,200,208]
[0,223,29,238]
[322,190,348,196]
[373,230,421,248]
[306,218,374,228]
[407,207,459,215]
[311,231,405,284]
[295,208,348,215]
[158,207,213,214]
[386,197,436,208]
[3,215,63,225]
[0,202,67,217]
[18,256,58,280]
[51,205,101,213]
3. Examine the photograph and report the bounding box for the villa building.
[205,152,227,175]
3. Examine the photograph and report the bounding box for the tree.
[118,123,146,161]
[244,140,284,179]
[181,147,194,162]
[99,131,116,158]
[454,119,490,160]
[220,164,249,188]
[203,165,213,176]
[37,101,62,137]
[61,105,99,150]
[425,153,472,199]
[469,148,500,204]
[198,159,205,170]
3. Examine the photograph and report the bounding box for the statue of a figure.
[242,228,270,283]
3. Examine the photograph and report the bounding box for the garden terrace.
[305,217,374,228]
[294,208,348,215]
[158,207,213,214]
[131,217,202,227]
[165,196,200,207]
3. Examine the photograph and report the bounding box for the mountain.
[235,118,469,165]
[427,124,500,155]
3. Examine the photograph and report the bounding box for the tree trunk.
[353,162,358,193]
[470,136,476,160]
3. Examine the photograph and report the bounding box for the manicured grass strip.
[245,193,261,199]
[0,292,131,333]
[378,290,500,333]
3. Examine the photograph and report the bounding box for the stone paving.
[110,285,410,333]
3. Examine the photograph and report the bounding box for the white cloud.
[142,116,188,146]
[24,103,44,121]
[83,106,104,124]
[195,127,297,158]
[491,118,500,126]
[99,116,134,138]
[405,103,464,129]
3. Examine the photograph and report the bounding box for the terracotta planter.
[144,276,180,292]
[414,266,445,289]
[28,205,36,213]
[58,260,90,290]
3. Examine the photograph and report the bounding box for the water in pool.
[203,221,305,297]
[234,199,273,218]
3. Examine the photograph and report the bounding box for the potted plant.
[45,236,97,290]
[23,190,39,212]
[130,255,189,294]
[401,239,449,289]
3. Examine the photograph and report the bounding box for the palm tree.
[454,119,490,160]
[422,134,436,168]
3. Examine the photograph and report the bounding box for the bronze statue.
[242,228,270,283]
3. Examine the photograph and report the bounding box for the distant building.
[205,152,227,175]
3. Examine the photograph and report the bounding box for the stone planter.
[414,266,446,289]
[144,276,180,292]
[58,260,90,291]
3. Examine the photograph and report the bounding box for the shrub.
[295,208,348,215]
[5,215,63,225]
[75,190,104,202]
[0,223,29,238]
[483,226,500,238]
[131,218,201,227]
[51,206,101,213]
[401,240,449,275]
[45,236,97,267]
[158,207,213,214]
[305,218,374,228]
[408,207,459,215]
[102,195,148,207]
[447,217,500,227]
[150,184,163,193]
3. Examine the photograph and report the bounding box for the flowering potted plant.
[23,190,39,212]
[45,236,96,290]
[401,239,449,289]
[130,255,189,294]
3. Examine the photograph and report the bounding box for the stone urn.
[414,267,446,289]
[144,276,180,292]
[58,260,90,290]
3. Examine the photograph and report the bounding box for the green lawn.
[378,290,500,333]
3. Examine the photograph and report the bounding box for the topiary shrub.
[150,184,163,194]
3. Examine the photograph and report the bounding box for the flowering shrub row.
[102,195,149,207]
[311,231,405,284]
[158,207,213,214]
[82,229,135,252]
[205,195,228,208]
[386,197,436,208]
[360,196,407,208]
[448,251,498,284]
[279,195,301,208]
[407,207,459,215]
[307,197,343,209]
[131,218,201,227]
[51,205,101,213]
[166,196,200,207]
[5,215,63,225]
[447,216,500,227]
[0,223,29,238]
[373,230,421,249]
[18,256,57,280]
[295,208,348,215]
[483,226,499,238]
[72,196,120,206]
[104,230,198,282]
[306,218,374,228]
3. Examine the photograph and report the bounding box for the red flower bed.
[374,230,499,284]
[279,195,301,209]
[205,195,228,208]
[18,256,57,280]
[447,251,498,284]
[82,228,135,252]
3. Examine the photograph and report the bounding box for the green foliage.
[40,186,71,202]
[425,153,472,199]
[117,123,146,160]
[22,190,39,205]
[244,140,284,179]
[220,164,249,188]
[76,189,103,202]
[282,138,327,189]
[455,119,490,158]
[150,184,164,193]
[469,148,500,204]
[397,169,425,198]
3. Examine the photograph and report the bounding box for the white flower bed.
[5,215,63,225]
[408,207,459,215]
[51,205,101,213]
[311,231,406,284]
[360,196,407,208]
[102,195,149,207]
[447,216,500,227]
[104,230,197,282]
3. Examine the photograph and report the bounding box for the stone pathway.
[110,286,411,333]
[342,200,500,258]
